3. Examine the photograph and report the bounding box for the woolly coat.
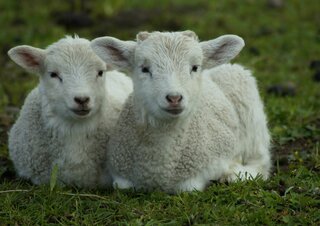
[107,70,240,193]
[9,71,132,188]
[206,64,271,180]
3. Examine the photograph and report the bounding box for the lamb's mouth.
[163,108,184,115]
[71,109,91,116]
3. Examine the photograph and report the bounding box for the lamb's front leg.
[176,176,208,193]
[112,174,134,189]
[176,160,229,193]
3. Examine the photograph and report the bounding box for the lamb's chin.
[144,112,188,128]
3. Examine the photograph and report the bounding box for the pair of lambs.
[8,31,271,193]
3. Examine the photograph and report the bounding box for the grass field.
[0,0,319,225]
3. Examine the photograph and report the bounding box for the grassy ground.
[0,0,319,225]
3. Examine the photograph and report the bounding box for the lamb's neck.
[40,96,106,138]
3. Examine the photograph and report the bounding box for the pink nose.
[166,95,183,105]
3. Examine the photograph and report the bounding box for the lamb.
[8,36,133,188]
[91,31,271,193]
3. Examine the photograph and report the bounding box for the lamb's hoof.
[176,177,206,192]
[113,176,134,189]
[220,169,258,183]
[219,172,239,183]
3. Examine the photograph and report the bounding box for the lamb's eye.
[50,72,62,82]
[97,70,104,77]
[141,67,150,73]
[50,72,58,78]
[191,65,199,72]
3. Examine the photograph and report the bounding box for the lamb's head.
[8,36,107,121]
[91,31,244,125]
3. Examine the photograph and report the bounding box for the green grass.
[0,0,319,225]
[1,168,319,225]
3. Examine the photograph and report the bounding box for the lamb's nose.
[166,94,183,105]
[74,96,90,105]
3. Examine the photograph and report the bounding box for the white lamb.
[8,36,132,188]
[91,31,271,193]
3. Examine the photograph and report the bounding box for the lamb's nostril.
[166,94,183,104]
[74,96,90,105]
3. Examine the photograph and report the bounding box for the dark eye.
[97,70,104,77]
[50,72,62,82]
[50,72,58,78]
[191,65,199,72]
[141,67,150,73]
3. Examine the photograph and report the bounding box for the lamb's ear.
[181,30,199,41]
[201,35,245,69]
[91,37,136,71]
[8,45,45,74]
[137,31,151,42]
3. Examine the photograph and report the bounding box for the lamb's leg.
[221,153,271,182]
[176,176,208,192]
[226,111,271,182]
[224,105,270,182]
[207,64,271,182]
[112,175,134,189]
[221,163,258,182]
[176,159,230,192]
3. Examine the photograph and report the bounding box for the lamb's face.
[40,42,107,120]
[132,32,203,121]
[8,37,107,121]
[91,30,245,125]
